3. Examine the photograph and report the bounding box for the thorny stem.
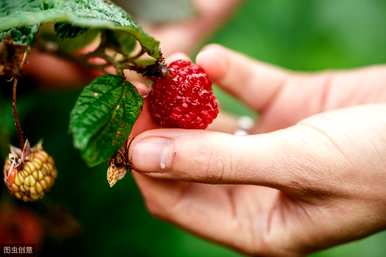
[11,77,25,148]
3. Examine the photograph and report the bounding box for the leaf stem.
[11,77,25,148]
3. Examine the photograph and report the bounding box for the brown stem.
[11,77,25,148]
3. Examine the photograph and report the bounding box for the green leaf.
[58,29,99,52]
[105,30,136,56]
[0,0,160,58]
[54,22,88,38]
[69,75,143,167]
[0,25,39,45]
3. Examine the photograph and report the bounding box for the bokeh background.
[1,0,386,256]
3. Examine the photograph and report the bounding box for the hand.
[128,45,386,256]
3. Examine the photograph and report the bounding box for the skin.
[129,45,386,256]
[20,1,386,255]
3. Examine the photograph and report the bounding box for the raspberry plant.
[0,0,164,199]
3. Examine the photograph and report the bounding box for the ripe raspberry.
[149,60,219,129]
[3,141,57,202]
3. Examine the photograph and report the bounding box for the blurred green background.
[1,0,386,256]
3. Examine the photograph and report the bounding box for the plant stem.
[11,77,25,148]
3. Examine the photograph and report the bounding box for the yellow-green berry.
[3,142,57,202]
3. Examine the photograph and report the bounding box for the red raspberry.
[149,60,219,129]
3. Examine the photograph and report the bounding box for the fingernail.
[130,137,173,172]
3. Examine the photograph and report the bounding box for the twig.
[11,77,25,148]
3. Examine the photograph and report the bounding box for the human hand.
[128,45,386,256]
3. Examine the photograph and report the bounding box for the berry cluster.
[3,142,57,202]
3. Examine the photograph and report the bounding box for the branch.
[11,77,25,148]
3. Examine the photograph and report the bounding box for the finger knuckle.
[195,145,229,183]
[172,134,239,183]
[206,153,227,183]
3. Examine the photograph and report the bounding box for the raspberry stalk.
[4,73,57,201]
[11,77,25,148]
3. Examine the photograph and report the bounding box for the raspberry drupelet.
[149,60,219,129]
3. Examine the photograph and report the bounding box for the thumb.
[128,127,335,190]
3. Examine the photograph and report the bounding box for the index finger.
[196,44,292,111]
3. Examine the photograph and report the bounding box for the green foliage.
[69,75,143,167]
[105,30,137,56]
[1,0,161,167]
[57,28,99,52]
[54,23,88,38]
[0,0,160,58]
[1,1,386,257]
[0,25,39,45]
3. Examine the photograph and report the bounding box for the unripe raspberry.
[3,141,57,202]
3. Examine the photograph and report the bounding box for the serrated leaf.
[0,0,160,58]
[69,75,143,167]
